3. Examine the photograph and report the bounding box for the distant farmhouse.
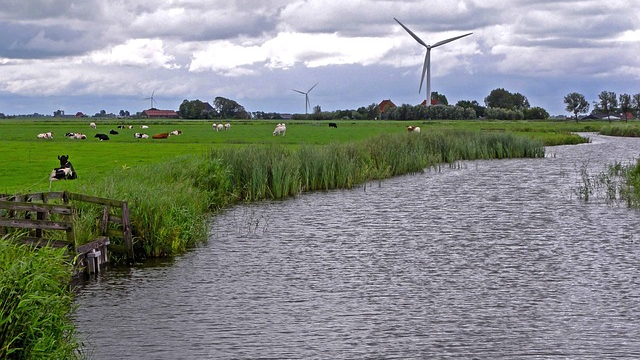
[378,99,397,114]
[142,109,179,118]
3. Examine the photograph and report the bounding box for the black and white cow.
[95,133,110,141]
[50,155,77,181]
[134,132,149,139]
[109,129,119,135]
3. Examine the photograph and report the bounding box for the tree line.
[564,91,640,122]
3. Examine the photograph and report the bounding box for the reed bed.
[66,130,544,259]
[576,158,640,207]
[0,237,81,359]
[599,124,640,137]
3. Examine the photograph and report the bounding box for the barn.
[142,109,179,119]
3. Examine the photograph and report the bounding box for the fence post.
[121,202,134,260]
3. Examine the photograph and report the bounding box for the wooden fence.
[0,191,133,274]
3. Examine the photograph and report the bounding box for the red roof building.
[378,99,397,114]
[142,109,179,118]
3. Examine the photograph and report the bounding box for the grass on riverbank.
[65,129,545,259]
[0,237,82,359]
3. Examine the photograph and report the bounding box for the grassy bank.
[66,129,545,259]
[0,237,82,359]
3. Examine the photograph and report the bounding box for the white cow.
[90,122,96,129]
[407,126,421,133]
[273,123,286,136]
[224,123,231,130]
[216,124,224,132]
[212,123,217,130]
[73,133,87,139]
[37,132,53,139]
[170,130,182,136]
[140,125,149,129]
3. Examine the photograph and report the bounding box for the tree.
[564,92,589,122]
[633,93,640,119]
[180,99,215,119]
[213,97,249,119]
[431,91,448,105]
[597,91,617,122]
[484,88,530,109]
[524,106,549,120]
[619,93,631,123]
[456,100,484,118]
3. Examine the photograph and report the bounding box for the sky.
[0,0,639,117]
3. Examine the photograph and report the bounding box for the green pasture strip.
[0,237,82,359]
[599,123,640,137]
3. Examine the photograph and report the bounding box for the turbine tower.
[292,83,318,114]
[394,18,472,106]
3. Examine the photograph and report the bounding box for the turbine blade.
[419,51,428,93]
[308,83,318,93]
[431,32,473,48]
[394,18,427,47]
[292,89,306,94]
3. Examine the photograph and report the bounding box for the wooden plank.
[121,202,133,259]
[66,192,124,207]
[76,236,110,254]
[19,237,71,249]
[106,228,125,238]
[0,201,73,215]
[0,218,72,231]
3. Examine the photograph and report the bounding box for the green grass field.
[0,118,602,194]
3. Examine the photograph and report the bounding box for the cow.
[170,130,182,136]
[224,123,231,130]
[273,123,286,136]
[216,124,224,132]
[407,126,421,133]
[117,125,126,129]
[73,133,87,139]
[109,129,119,135]
[134,133,149,139]
[152,132,170,139]
[94,133,110,141]
[329,122,338,128]
[140,125,149,129]
[212,123,217,130]
[37,132,53,139]
[90,122,96,129]
[50,155,77,181]
[65,132,76,138]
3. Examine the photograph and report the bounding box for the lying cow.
[50,155,77,181]
[273,123,286,136]
[407,126,421,133]
[134,132,149,139]
[109,129,119,135]
[66,132,87,139]
[37,132,53,139]
[170,130,182,135]
[95,133,110,141]
[152,132,170,139]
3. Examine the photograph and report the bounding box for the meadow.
[0,118,596,194]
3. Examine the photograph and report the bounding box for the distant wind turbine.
[292,83,318,114]
[394,18,472,106]
[144,90,158,109]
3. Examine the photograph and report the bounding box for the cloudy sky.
[0,0,638,116]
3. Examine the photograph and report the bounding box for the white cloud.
[86,39,180,69]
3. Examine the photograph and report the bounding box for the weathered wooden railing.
[0,191,133,275]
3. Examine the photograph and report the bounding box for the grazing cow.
[50,155,77,181]
[109,129,119,135]
[94,133,110,141]
[407,126,421,133]
[90,122,96,129]
[134,133,149,139]
[140,125,149,129]
[273,123,286,136]
[224,123,231,130]
[170,130,182,136]
[216,124,224,132]
[329,122,338,128]
[212,123,217,130]
[152,132,170,139]
[37,132,53,139]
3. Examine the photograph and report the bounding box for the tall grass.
[600,124,640,137]
[575,159,640,207]
[0,236,82,359]
[62,130,543,259]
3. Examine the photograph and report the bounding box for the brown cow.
[152,132,170,139]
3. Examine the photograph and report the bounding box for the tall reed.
[68,130,544,259]
[0,236,82,359]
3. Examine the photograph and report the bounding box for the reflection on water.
[74,134,640,359]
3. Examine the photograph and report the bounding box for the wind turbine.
[292,83,318,114]
[144,90,158,109]
[394,18,472,106]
